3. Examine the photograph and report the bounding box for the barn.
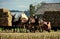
[35,3,60,29]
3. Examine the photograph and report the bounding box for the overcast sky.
[0,0,60,11]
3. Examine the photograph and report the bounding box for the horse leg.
[47,29,50,32]
[38,26,43,32]
[40,26,43,32]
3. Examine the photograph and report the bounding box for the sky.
[0,0,60,11]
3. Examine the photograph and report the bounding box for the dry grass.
[0,32,60,39]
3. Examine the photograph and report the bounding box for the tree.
[30,4,35,17]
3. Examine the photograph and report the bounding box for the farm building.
[35,3,60,27]
[35,3,60,14]
[0,8,12,26]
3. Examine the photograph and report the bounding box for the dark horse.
[12,14,22,32]
[12,14,20,26]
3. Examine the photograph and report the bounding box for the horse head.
[12,14,16,21]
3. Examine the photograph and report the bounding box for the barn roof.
[35,3,60,14]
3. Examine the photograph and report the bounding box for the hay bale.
[0,8,12,26]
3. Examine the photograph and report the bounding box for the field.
[0,32,60,39]
[0,27,60,39]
